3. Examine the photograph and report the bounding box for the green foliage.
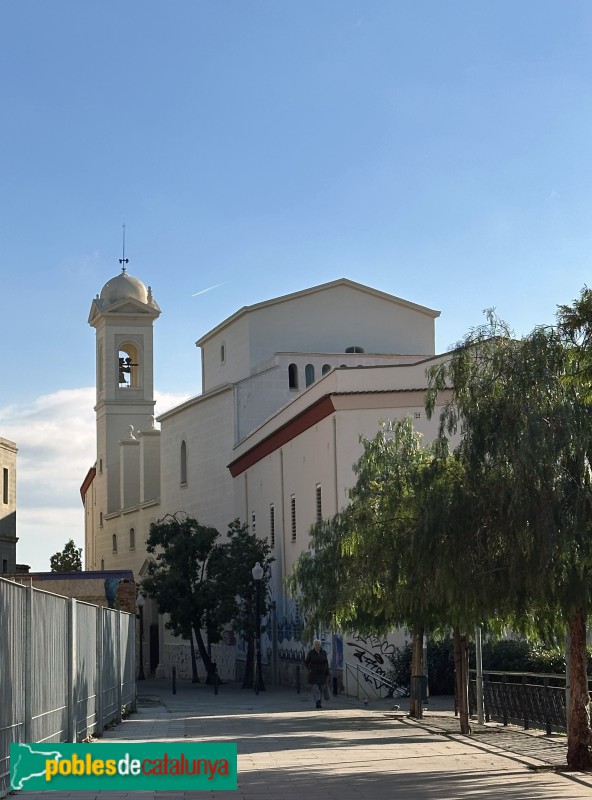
[49,539,82,572]
[475,640,575,674]
[426,302,592,767]
[142,513,272,682]
[212,519,273,639]
[388,642,412,692]
[388,640,455,696]
[289,418,442,640]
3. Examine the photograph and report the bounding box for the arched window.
[180,440,187,485]
[118,342,140,389]
[322,364,331,375]
[345,345,365,353]
[220,343,226,364]
[112,534,117,553]
[288,363,299,389]
[101,558,104,570]
[129,528,135,549]
[305,364,315,387]
[99,512,103,528]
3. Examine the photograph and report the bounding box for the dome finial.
[119,223,129,274]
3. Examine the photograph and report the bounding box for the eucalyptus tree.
[426,311,592,769]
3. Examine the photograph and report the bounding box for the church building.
[82,270,453,680]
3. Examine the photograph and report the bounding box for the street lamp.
[252,562,265,694]
[137,593,146,681]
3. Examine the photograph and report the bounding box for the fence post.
[502,674,508,726]
[131,612,137,712]
[522,675,529,730]
[172,666,177,695]
[96,607,104,735]
[475,627,484,725]
[544,677,552,736]
[67,598,77,742]
[24,586,33,743]
[116,612,122,724]
[296,665,300,694]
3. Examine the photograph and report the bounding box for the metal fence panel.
[75,602,99,740]
[101,607,119,725]
[30,589,69,744]
[0,578,135,799]
[0,580,26,797]
[120,611,136,708]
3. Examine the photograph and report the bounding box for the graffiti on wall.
[345,634,396,693]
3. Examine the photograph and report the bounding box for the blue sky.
[2,1,592,569]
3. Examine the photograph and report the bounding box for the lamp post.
[252,562,265,694]
[137,594,145,680]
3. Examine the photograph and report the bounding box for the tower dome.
[100,270,149,306]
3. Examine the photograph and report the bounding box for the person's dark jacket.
[305,647,329,685]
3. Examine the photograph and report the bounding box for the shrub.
[388,640,454,695]
[388,637,590,696]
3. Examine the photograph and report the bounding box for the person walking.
[305,639,329,709]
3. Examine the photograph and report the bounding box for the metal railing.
[344,661,409,700]
[468,669,592,734]
[0,578,136,798]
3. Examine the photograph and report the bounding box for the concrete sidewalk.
[12,678,592,799]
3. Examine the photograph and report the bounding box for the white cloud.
[1,387,190,572]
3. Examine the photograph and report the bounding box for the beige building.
[82,272,454,680]
[0,437,17,574]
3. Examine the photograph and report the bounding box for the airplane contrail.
[192,282,226,297]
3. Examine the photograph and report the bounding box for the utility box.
[410,675,428,702]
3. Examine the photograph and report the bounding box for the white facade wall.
[246,284,436,366]
[200,281,438,395]
[201,316,250,391]
[89,500,160,574]
[234,390,455,582]
[159,387,236,534]
[234,352,425,443]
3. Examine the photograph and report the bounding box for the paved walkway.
[12,679,592,799]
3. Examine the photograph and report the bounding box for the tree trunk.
[192,622,216,683]
[189,634,200,683]
[453,628,471,734]
[566,607,592,770]
[409,625,424,719]
[242,632,255,689]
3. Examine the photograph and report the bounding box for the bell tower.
[88,268,161,521]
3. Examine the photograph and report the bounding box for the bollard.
[296,664,301,694]
[213,662,218,696]
[172,666,177,695]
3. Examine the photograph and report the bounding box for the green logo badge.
[11,742,237,791]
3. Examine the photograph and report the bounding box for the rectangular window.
[251,511,256,535]
[2,468,8,504]
[269,504,275,548]
[2,559,7,574]
[291,495,296,542]
[315,484,322,524]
